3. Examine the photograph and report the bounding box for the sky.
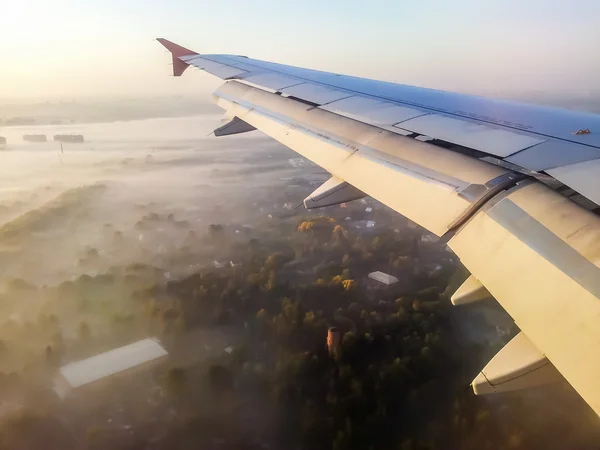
[1,0,600,100]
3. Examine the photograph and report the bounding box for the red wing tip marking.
[156,38,198,57]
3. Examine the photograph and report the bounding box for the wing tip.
[156,38,197,77]
[156,38,198,57]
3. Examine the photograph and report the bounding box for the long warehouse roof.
[57,338,168,390]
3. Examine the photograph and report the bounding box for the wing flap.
[395,114,545,157]
[449,182,600,415]
[214,80,510,236]
[241,72,302,90]
[450,275,490,305]
[213,116,256,137]
[320,96,428,130]
[546,159,600,206]
[282,83,351,105]
[472,332,563,395]
[506,140,600,171]
[304,176,366,209]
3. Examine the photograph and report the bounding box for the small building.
[368,271,399,286]
[23,134,47,142]
[54,134,84,143]
[53,338,168,399]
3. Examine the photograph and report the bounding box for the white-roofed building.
[368,271,399,286]
[54,338,168,399]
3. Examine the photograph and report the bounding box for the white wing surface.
[157,38,600,415]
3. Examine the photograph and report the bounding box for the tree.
[281,298,300,323]
[209,223,224,234]
[331,275,344,285]
[393,256,410,269]
[164,367,186,397]
[265,252,292,271]
[342,331,357,352]
[78,321,91,341]
[332,430,349,450]
[160,308,181,336]
[266,270,277,292]
[304,311,317,326]
[342,279,356,291]
[298,221,315,232]
[50,332,64,357]
[208,364,233,393]
[371,236,382,250]
[0,409,76,449]
[332,225,347,242]
[247,273,261,286]
[45,345,59,369]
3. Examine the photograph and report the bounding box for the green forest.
[0,212,597,449]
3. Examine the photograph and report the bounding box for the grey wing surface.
[157,38,600,416]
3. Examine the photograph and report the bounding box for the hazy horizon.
[2,0,600,102]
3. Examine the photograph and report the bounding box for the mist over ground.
[0,101,598,449]
[0,96,221,126]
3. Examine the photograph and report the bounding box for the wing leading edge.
[157,38,600,416]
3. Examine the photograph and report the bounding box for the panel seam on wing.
[193,54,600,149]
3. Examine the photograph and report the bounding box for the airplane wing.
[157,38,600,415]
